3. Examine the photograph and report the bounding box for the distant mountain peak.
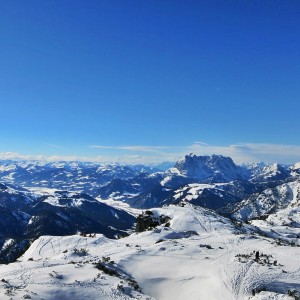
[174,154,242,182]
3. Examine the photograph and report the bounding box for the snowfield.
[0,204,299,300]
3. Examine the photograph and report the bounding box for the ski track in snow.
[234,260,255,299]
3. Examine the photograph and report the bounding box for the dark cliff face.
[136,214,159,232]
[135,211,170,232]
[0,238,32,264]
[0,206,27,238]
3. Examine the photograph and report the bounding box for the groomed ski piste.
[0,203,299,300]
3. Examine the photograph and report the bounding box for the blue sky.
[1,1,300,164]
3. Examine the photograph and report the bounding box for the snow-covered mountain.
[175,154,244,182]
[1,155,300,299]
[96,172,164,202]
[0,155,299,247]
[0,183,135,239]
[232,178,300,222]
[98,155,255,209]
[97,154,298,210]
[172,183,241,209]
[0,160,159,196]
[244,162,290,183]
[0,155,297,211]
[290,162,300,177]
[27,190,135,239]
[0,183,135,263]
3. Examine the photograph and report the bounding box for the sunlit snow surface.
[0,204,299,300]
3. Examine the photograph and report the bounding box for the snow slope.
[233,179,300,222]
[0,204,299,300]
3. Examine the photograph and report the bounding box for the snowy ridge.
[232,179,300,245]
[290,162,300,177]
[247,163,290,182]
[233,179,300,221]
[0,204,299,299]
[0,182,136,259]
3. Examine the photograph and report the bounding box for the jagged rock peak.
[174,154,242,182]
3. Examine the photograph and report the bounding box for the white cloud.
[89,142,300,164]
[0,152,85,162]
[185,143,300,164]
[1,142,300,165]
[89,145,180,153]
[193,141,209,146]
[44,143,63,149]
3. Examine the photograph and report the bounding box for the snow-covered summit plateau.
[0,204,299,299]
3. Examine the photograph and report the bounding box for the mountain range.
[0,154,299,299]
